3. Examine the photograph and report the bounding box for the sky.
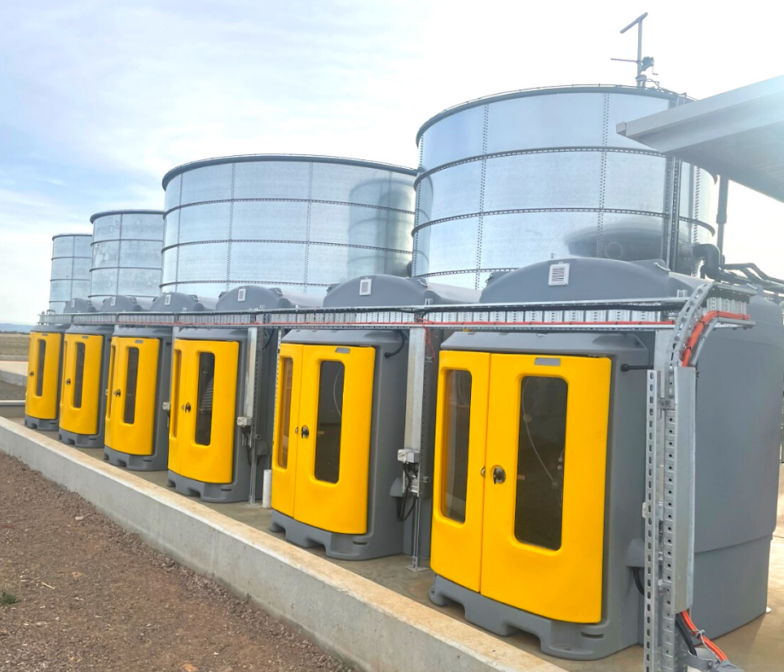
[1,0,783,323]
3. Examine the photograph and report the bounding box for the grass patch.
[1,591,19,605]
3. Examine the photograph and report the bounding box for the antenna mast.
[612,12,656,88]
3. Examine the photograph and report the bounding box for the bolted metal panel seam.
[596,93,610,258]
[226,163,236,292]
[161,239,414,255]
[475,104,490,290]
[412,145,667,189]
[414,83,686,145]
[161,153,416,189]
[163,197,414,219]
[303,161,314,289]
[413,134,426,276]
[160,279,332,289]
[90,238,163,244]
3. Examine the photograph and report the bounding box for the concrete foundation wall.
[0,419,563,672]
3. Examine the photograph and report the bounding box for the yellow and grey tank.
[49,234,92,313]
[160,155,416,297]
[413,85,715,289]
[89,210,165,301]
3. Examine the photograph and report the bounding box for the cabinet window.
[514,376,568,550]
[73,342,86,409]
[440,370,472,523]
[277,357,294,468]
[314,361,344,483]
[35,339,46,397]
[195,352,215,446]
[124,347,140,424]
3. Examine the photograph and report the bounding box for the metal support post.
[716,176,729,254]
[646,283,710,672]
[242,327,260,505]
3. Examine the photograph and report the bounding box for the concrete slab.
[6,418,783,671]
[0,418,564,672]
[0,360,27,386]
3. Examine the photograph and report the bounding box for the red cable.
[681,610,728,661]
[678,309,749,664]
[680,311,750,367]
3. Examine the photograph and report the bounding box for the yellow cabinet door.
[167,339,239,484]
[430,350,491,593]
[105,337,160,456]
[104,341,120,448]
[480,353,611,624]
[271,343,304,517]
[59,333,104,436]
[167,343,189,475]
[25,332,62,421]
[292,345,375,534]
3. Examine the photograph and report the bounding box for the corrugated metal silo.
[160,154,416,296]
[49,234,92,313]
[89,210,165,301]
[413,85,715,289]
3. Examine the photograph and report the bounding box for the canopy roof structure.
[617,75,784,203]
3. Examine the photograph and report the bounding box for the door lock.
[301,425,310,439]
[65,378,71,386]
[114,389,121,397]
[492,466,506,484]
[182,402,191,413]
[29,371,34,377]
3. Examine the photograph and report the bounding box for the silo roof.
[161,154,417,190]
[415,83,684,145]
[89,209,165,223]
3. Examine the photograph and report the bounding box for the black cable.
[384,330,408,359]
[676,615,698,657]
[397,464,417,522]
[261,329,274,350]
[632,568,697,657]
[632,566,645,595]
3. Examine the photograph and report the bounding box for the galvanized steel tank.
[89,210,165,301]
[160,154,416,297]
[49,234,92,313]
[413,85,715,289]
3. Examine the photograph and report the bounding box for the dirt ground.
[0,381,25,400]
[0,452,352,672]
[0,333,29,359]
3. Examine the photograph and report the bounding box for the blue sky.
[1,0,783,323]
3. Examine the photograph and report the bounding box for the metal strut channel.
[645,281,725,672]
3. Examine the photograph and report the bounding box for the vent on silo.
[548,262,570,286]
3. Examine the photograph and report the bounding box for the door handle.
[65,378,71,386]
[301,425,310,439]
[492,466,506,484]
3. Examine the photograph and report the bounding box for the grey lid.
[480,258,697,304]
[64,298,99,314]
[215,285,324,311]
[99,296,154,313]
[162,154,416,189]
[90,209,165,223]
[324,275,481,308]
[150,292,218,313]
